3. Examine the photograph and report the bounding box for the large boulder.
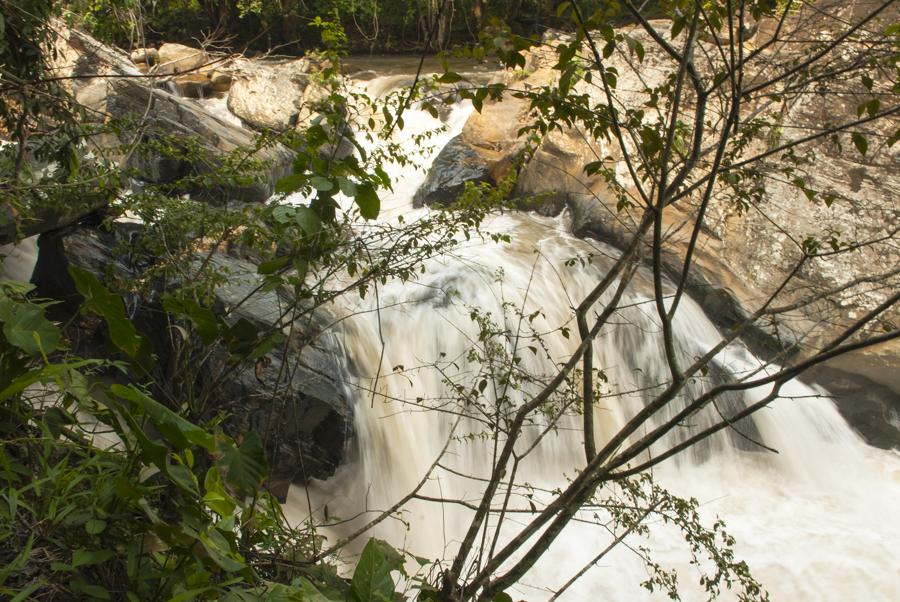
[157,43,210,75]
[413,135,494,207]
[32,222,352,499]
[106,78,293,202]
[47,24,292,202]
[227,58,321,131]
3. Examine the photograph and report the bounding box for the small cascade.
[280,81,900,601]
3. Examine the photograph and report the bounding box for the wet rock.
[170,73,214,98]
[413,135,493,207]
[807,346,900,450]
[32,223,352,499]
[209,70,233,92]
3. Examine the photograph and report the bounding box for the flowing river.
[280,71,900,601]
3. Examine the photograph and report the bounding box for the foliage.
[2,0,899,600]
[0,275,423,601]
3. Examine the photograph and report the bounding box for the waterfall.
[281,75,900,601]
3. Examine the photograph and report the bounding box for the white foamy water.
[282,81,900,601]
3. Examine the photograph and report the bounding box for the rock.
[48,24,143,118]
[413,135,493,207]
[32,223,353,499]
[209,70,233,92]
[227,58,317,131]
[107,78,293,202]
[130,47,159,66]
[157,43,210,75]
[199,253,351,496]
[806,343,900,450]
[170,73,214,98]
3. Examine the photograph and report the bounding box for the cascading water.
[280,73,900,600]
[2,65,896,600]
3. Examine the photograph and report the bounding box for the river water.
[281,72,900,601]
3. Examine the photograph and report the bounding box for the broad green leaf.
[167,461,199,494]
[349,538,404,602]
[355,184,380,220]
[85,518,107,535]
[256,256,291,276]
[851,132,868,156]
[198,529,245,572]
[294,206,322,235]
[275,174,306,194]
[272,204,295,224]
[203,468,237,517]
[69,266,143,359]
[218,431,267,493]
[310,176,333,191]
[0,299,60,356]
[291,578,333,602]
[111,384,215,452]
[438,71,462,84]
[72,549,115,568]
[71,581,111,600]
[162,296,220,345]
[338,177,357,197]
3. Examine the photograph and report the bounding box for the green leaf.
[294,206,322,235]
[309,176,333,191]
[0,299,60,357]
[349,539,404,602]
[624,35,645,62]
[851,132,868,156]
[354,184,380,220]
[167,461,199,494]
[272,204,295,224]
[111,384,215,452]
[438,71,462,84]
[492,594,513,602]
[166,586,220,602]
[256,256,291,276]
[71,581,111,599]
[69,266,144,359]
[162,296,220,345]
[72,549,115,568]
[218,432,267,493]
[0,360,100,402]
[338,177,357,197]
[198,529,245,573]
[275,174,306,194]
[85,518,107,535]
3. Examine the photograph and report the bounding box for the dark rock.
[807,352,900,450]
[510,190,568,217]
[413,135,493,208]
[32,223,352,499]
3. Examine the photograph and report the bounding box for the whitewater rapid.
[281,74,900,601]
